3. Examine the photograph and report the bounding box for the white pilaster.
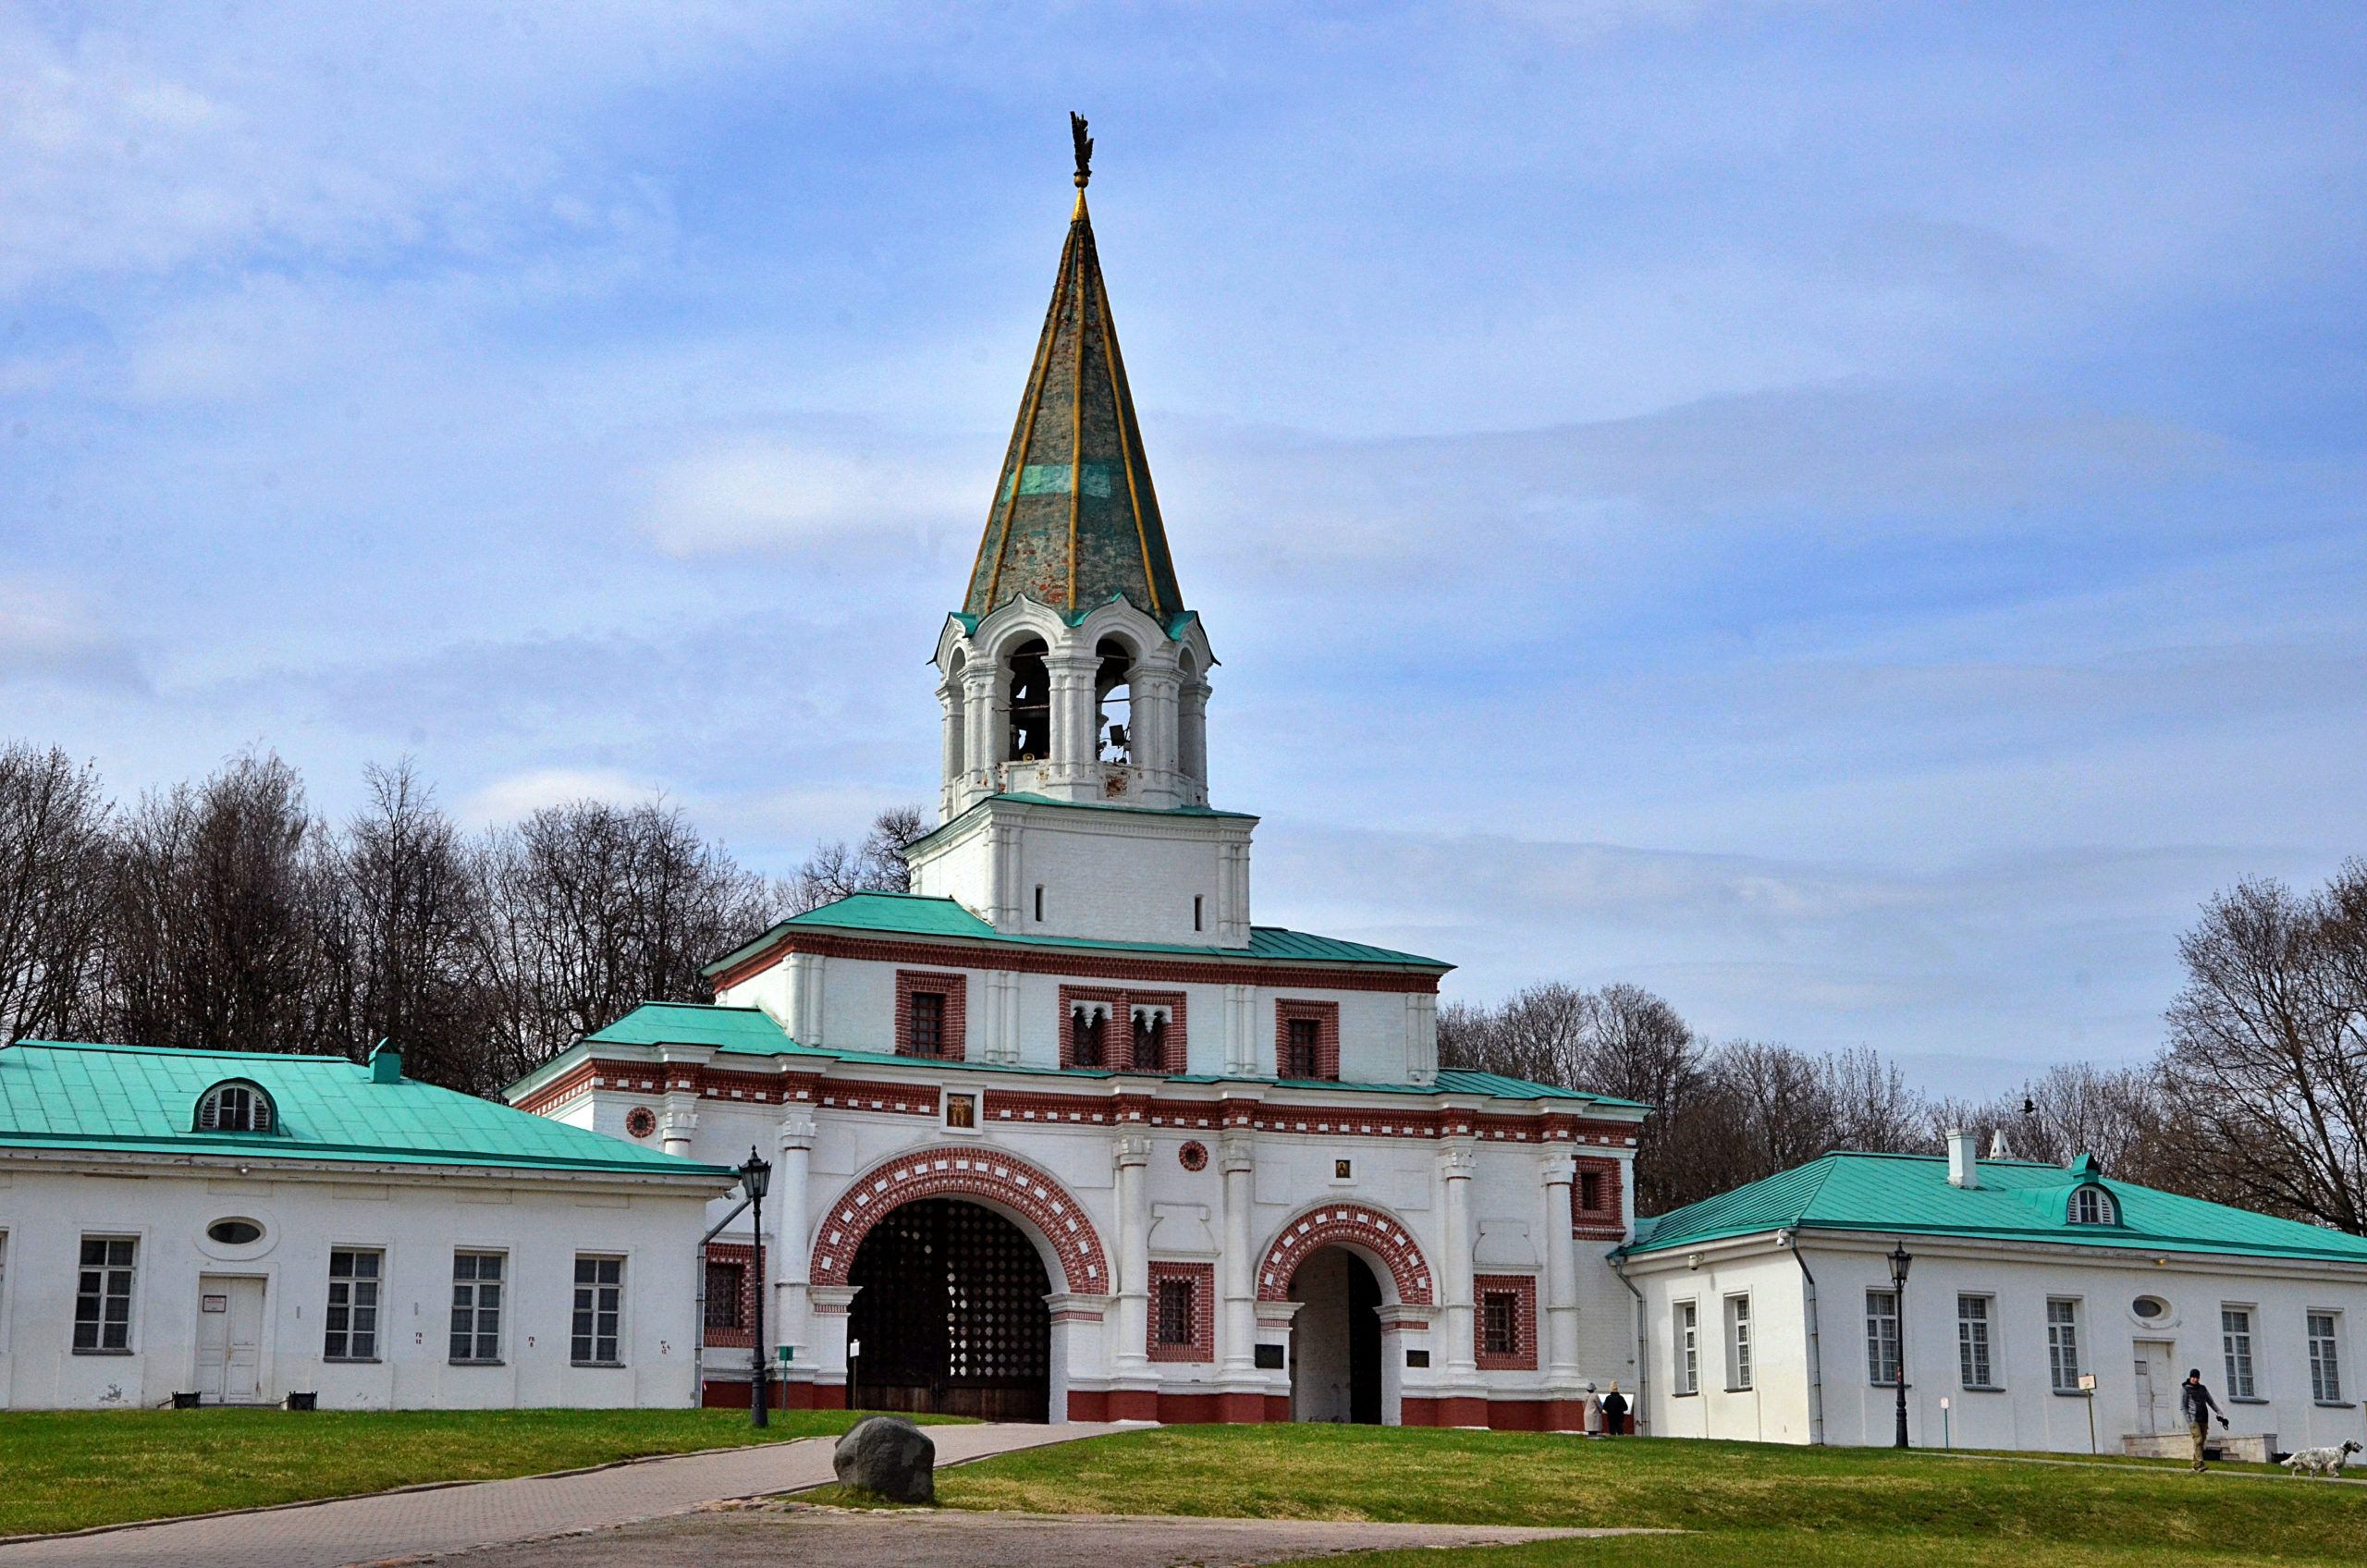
[776,1109,816,1366]
[1219,1132,1258,1378]
[1440,1139,1478,1380]
[1112,1133,1153,1375]
[1222,984,1258,1076]
[1541,1149,1582,1383]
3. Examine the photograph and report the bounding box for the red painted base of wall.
[701,1378,840,1411]
[1402,1397,1583,1432]
[1067,1390,1295,1424]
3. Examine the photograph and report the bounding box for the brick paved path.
[0,1422,1119,1568]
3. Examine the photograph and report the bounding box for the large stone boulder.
[833,1415,937,1504]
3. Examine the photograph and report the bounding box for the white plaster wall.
[1634,1249,1812,1443]
[0,1163,723,1411]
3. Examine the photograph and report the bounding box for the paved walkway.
[0,1423,1122,1568]
[429,1506,1650,1568]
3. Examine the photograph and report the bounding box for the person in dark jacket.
[2181,1368,2230,1472]
[1600,1381,1630,1436]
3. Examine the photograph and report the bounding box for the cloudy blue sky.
[5,3,2362,1095]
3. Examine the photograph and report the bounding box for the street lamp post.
[1888,1241,1913,1450]
[740,1147,774,1428]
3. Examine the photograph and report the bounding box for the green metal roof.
[573,1001,1645,1110]
[702,890,1451,978]
[0,1040,732,1178]
[1621,1150,2367,1267]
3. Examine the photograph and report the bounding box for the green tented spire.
[963,122,1184,623]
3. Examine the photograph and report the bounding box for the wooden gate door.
[849,1197,1051,1422]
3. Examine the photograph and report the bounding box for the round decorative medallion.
[625,1106,658,1139]
[1178,1140,1208,1172]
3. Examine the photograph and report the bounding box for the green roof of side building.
[577,999,1648,1110]
[1620,1149,2367,1268]
[0,1040,731,1177]
[701,890,1452,979]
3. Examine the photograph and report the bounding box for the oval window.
[2132,1295,2167,1319]
[206,1219,264,1245]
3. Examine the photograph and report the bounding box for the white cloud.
[460,766,663,827]
[643,434,982,557]
[0,576,141,688]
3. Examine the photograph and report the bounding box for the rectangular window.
[1157,1277,1195,1347]
[1957,1294,1994,1389]
[1579,1171,1604,1212]
[1481,1292,1519,1358]
[2221,1306,2257,1399]
[73,1236,137,1353]
[324,1248,383,1360]
[2046,1298,2082,1392]
[1675,1301,1699,1394]
[2309,1312,2343,1403]
[1725,1294,1752,1390]
[572,1256,623,1366]
[1193,894,1204,932]
[449,1250,505,1363]
[1866,1291,1901,1385]
[1283,1018,1321,1079]
[909,991,946,1056]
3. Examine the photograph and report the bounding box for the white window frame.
[1674,1299,1700,1395]
[1722,1293,1752,1391]
[74,1234,139,1354]
[325,1246,385,1362]
[2221,1304,2258,1400]
[2308,1310,2343,1404]
[450,1249,507,1365]
[1866,1290,1901,1386]
[2069,1185,2116,1225]
[571,1255,626,1366]
[2046,1297,2083,1392]
[1957,1293,1997,1389]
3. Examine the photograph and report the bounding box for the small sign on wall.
[202,1295,227,1314]
[1254,1343,1284,1369]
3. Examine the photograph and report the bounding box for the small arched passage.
[1260,1203,1433,1427]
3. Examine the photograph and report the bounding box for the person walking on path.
[2181,1368,2230,1472]
[1600,1381,1630,1437]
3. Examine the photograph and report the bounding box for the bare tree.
[0,744,112,1043]
[2160,868,2367,1233]
[471,799,781,1084]
[99,752,335,1055]
[788,803,928,912]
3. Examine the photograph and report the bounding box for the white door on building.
[2132,1339,2177,1436]
[195,1276,266,1403]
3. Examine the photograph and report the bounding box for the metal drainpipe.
[693,1195,754,1409]
[1608,1251,1649,1435]
[1784,1229,1826,1446]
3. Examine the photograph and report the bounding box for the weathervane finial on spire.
[1070,112,1093,190]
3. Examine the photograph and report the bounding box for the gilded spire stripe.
[1064,201,1087,613]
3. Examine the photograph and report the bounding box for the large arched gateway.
[848,1197,1051,1420]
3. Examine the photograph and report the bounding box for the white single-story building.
[0,1040,735,1410]
[1614,1133,2367,1454]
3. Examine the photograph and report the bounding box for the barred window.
[450,1251,505,1363]
[1157,1277,1195,1347]
[908,991,947,1056]
[705,1260,747,1330]
[1481,1291,1519,1358]
[572,1256,624,1366]
[1282,1018,1320,1080]
[1579,1170,1605,1211]
[325,1248,383,1360]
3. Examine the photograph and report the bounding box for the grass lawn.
[0,1405,962,1538]
[916,1425,2365,1567]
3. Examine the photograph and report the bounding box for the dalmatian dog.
[2280,1439,2361,1478]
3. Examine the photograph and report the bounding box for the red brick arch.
[1257,1202,1434,1305]
[810,1147,1110,1292]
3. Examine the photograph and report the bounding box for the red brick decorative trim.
[895,970,968,1060]
[1571,1156,1625,1240]
[812,1077,940,1116]
[1060,984,1186,1072]
[1274,999,1341,1081]
[811,1147,1110,1293]
[702,1242,759,1349]
[1147,1261,1217,1362]
[1178,1140,1208,1172]
[709,930,1444,997]
[1257,1202,1433,1305]
[1474,1274,1539,1371]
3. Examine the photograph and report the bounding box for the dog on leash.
[2280,1439,2361,1478]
